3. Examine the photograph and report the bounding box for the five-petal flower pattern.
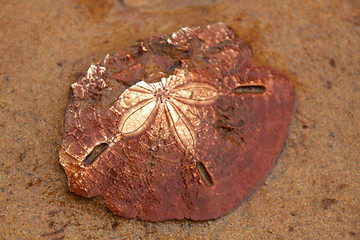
[111,69,219,154]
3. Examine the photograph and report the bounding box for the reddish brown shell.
[59,22,295,221]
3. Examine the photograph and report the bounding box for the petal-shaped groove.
[130,81,156,94]
[196,161,214,186]
[119,98,158,137]
[170,82,219,106]
[234,84,266,94]
[83,142,109,166]
[164,100,196,152]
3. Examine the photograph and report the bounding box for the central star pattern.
[113,69,219,153]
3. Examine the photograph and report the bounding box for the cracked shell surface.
[59,22,295,221]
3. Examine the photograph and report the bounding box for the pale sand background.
[0,0,359,239]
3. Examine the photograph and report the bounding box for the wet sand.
[0,0,359,239]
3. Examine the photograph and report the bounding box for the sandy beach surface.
[0,0,359,239]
